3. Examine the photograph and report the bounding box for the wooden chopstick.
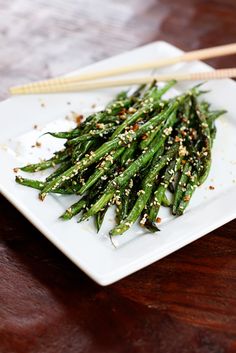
[10,68,236,95]
[9,43,236,94]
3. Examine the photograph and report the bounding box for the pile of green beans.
[15,81,226,235]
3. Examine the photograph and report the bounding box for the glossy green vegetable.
[15,82,225,236]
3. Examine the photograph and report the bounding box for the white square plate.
[0,41,236,285]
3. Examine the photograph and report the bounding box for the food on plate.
[15,81,226,235]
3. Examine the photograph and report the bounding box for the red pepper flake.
[181,159,186,165]
[131,123,139,131]
[75,114,84,125]
[184,195,190,201]
[33,124,38,129]
[156,217,162,224]
[141,134,148,140]
[13,167,19,173]
[175,136,181,142]
[209,185,215,190]
[118,108,127,116]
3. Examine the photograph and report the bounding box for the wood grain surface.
[0,1,236,352]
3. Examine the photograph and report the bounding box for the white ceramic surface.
[0,41,236,285]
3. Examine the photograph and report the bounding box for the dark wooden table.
[1,1,236,352]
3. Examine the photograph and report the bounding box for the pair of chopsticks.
[10,43,236,95]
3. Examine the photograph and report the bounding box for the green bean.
[162,193,171,207]
[172,162,191,215]
[40,101,179,199]
[15,83,226,237]
[207,110,227,124]
[115,187,130,224]
[20,150,69,172]
[61,199,87,220]
[16,176,44,190]
[111,80,176,138]
[45,130,81,139]
[61,176,110,220]
[195,104,212,185]
[148,158,181,222]
[71,140,98,163]
[39,138,120,200]
[176,171,198,215]
[79,108,179,220]
[120,142,137,166]
[139,122,164,150]
[109,143,180,235]
[67,126,115,145]
[78,147,125,195]
[95,206,108,232]
[15,176,74,194]
[46,161,72,182]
